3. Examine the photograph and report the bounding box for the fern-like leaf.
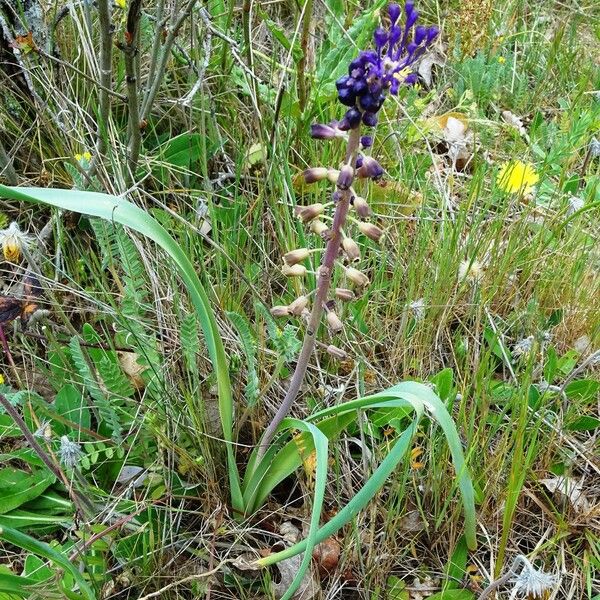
[226,311,259,406]
[69,337,122,441]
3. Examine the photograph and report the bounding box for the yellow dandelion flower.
[0,222,33,263]
[0,374,4,385]
[496,161,539,194]
[115,0,126,8]
[74,153,82,161]
[497,56,506,64]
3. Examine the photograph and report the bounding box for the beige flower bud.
[283,247,311,266]
[335,288,355,302]
[302,167,329,183]
[353,196,371,219]
[288,295,309,316]
[327,168,340,183]
[326,310,343,334]
[358,222,384,243]
[282,264,307,277]
[270,305,289,317]
[326,345,348,360]
[345,266,369,287]
[296,203,325,223]
[342,237,361,263]
[309,220,329,236]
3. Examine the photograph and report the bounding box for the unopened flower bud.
[288,295,309,316]
[303,167,329,183]
[357,156,384,180]
[358,222,384,243]
[353,196,371,218]
[270,305,289,317]
[342,237,361,263]
[327,169,340,184]
[335,288,355,302]
[282,264,307,277]
[326,310,344,334]
[283,247,311,266]
[360,135,373,149]
[296,203,325,223]
[345,266,369,287]
[326,345,348,360]
[336,165,354,190]
[310,220,329,236]
[310,124,337,139]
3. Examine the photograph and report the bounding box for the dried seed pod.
[326,311,344,334]
[283,248,311,266]
[353,196,371,218]
[335,288,355,302]
[326,345,348,360]
[302,167,329,183]
[288,295,309,316]
[345,266,369,287]
[282,264,307,277]
[342,237,361,263]
[310,220,329,236]
[358,222,384,243]
[327,168,341,184]
[270,305,289,317]
[296,203,325,223]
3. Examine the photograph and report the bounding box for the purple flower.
[332,2,438,128]
[357,156,385,180]
[310,122,347,140]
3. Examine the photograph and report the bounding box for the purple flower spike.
[336,3,439,113]
[360,135,373,148]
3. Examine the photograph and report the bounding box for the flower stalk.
[259,127,361,455]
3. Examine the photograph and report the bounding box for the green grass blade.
[0,525,96,599]
[385,382,477,550]
[0,184,242,513]
[257,420,419,567]
[275,418,328,600]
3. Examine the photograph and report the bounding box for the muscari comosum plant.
[0,4,476,599]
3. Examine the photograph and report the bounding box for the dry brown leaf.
[540,476,592,514]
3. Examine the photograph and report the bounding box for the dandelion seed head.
[409,298,426,320]
[458,259,484,283]
[510,555,557,598]
[567,195,584,215]
[513,335,534,357]
[0,222,34,263]
[59,436,83,469]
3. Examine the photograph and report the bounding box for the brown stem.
[121,0,143,179]
[296,0,313,112]
[258,127,362,457]
[90,0,113,176]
